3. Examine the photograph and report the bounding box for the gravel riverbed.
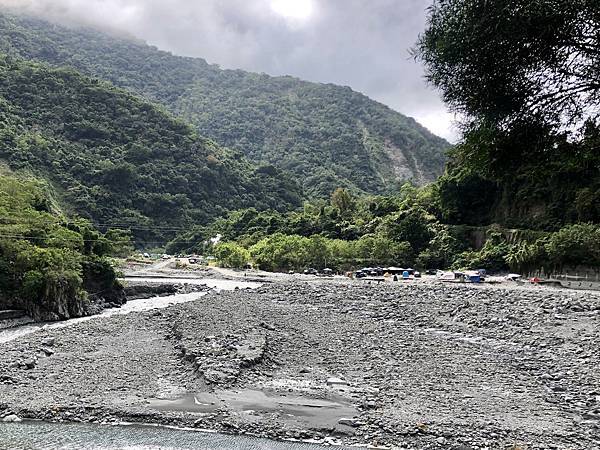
[0,278,599,449]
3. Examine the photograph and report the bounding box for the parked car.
[304,268,318,275]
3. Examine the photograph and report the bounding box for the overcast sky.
[2,0,457,141]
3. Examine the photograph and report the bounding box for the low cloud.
[1,0,457,141]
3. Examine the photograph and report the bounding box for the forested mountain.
[0,54,302,243]
[0,11,449,197]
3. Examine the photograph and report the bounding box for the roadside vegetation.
[169,186,600,273]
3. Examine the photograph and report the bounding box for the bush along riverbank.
[167,187,600,275]
[0,172,127,321]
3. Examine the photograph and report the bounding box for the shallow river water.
[0,277,261,344]
[0,421,362,449]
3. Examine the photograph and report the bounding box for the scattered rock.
[327,377,348,386]
[338,417,364,427]
[41,337,55,347]
[23,358,36,370]
[2,414,22,422]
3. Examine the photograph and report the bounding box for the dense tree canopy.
[0,11,449,197]
[176,185,599,273]
[0,54,302,244]
[416,0,600,129]
[415,0,600,230]
[0,172,123,320]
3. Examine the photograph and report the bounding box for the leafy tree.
[250,234,311,272]
[415,0,600,229]
[371,236,414,267]
[330,188,355,217]
[545,223,600,268]
[416,0,600,129]
[417,224,466,269]
[0,172,122,320]
[305,235,333,269]
[103,229,135,257]
[379,207,433,254]
[214,242,250,269]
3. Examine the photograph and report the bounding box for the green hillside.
[0,11,449,197]
[0,171,124,321]
[0,54,302,243]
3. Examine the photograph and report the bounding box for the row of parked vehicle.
[355,267,422,278]
[302,268,334,276]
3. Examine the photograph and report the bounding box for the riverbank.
[1,276,599,449]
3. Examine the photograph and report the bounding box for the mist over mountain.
[0,11,450,197]
[0,0,456,141]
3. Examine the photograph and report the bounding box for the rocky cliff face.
[0,261,125,323]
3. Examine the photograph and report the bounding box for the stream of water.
[0,421,362,449]
[0,277,261,344]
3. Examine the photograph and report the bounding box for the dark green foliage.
[543,224,600,269]
[416,224,467,269]
[330,188,356,217]
[169,187,434,270]
[0,11,449,197]
[415,0,600,127]
[0,172,122,320]
[452,228,512,272]
[435,170,498,226]
[175,179,600,272]
[415,0,600,230]
[0,54,302,243]
[378,207,433,254]
[426,109,600,231]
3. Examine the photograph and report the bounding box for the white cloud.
[0,0,456,141]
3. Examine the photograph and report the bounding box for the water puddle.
[0,421,364,449]
[0,278,261,344]
[150,389,359,430]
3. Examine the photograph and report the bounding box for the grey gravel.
[0,278,599,449]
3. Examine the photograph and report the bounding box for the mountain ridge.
[0,11,449,196]
[0,53,302,243]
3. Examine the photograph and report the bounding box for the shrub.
[214,242,250,269]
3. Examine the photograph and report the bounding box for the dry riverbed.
[0,278,599,449]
